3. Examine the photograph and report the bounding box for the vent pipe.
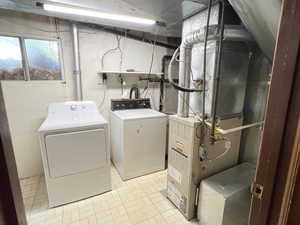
[168,25,252,117]
[72,23,83,101]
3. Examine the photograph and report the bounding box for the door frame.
[248,0,300,224]
[277,118,300,225]
[268,33,300,225]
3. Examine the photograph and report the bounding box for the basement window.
[0,36,25,80]
[24,39,62,80]
[0,35,63,81]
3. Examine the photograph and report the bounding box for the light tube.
[43,3,156,25]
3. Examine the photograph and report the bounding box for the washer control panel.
[111,98,151,111]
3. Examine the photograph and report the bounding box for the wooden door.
[276,118,300,225]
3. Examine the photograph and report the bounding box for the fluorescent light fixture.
[43,3,156,25]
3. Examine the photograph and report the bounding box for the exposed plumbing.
[200,0,214,152]
[72,23,83,101]
[210,0,225,143]
[167,14,252,118]
[159,55,172,112]
[205,121,264,135]
[129,85,140,99]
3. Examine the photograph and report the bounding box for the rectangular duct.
[178,3,252,119]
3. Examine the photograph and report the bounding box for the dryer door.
[45,129,108,178]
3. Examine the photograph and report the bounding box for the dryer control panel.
[111,98,151,111]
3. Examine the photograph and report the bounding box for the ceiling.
[0,0,210,37]
[227,0,281,60]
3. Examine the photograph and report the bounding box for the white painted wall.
[0,9,168,178]
[78,26,167,119]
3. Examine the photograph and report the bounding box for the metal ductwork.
[227,0,281,61]
[72,23,83,101]
[168,25,252,117]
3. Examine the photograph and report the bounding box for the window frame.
[0,34,26,81]
[0,33,65,82]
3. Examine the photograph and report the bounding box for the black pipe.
[129,86,140,99]
[160,55,172,112]
[201,0,214,129]
[168,47,203,93]
[210,0,225,143]
[139,77,178,83]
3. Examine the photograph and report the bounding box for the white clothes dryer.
[39,101,111,207]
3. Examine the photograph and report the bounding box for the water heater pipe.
[72,23,83,101]
[210,0,225,143]
[205,121,264,135]
[168,30,210,117]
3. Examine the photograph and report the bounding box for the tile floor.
[20,165,198,225]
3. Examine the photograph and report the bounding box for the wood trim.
[278,118,300,225]
[267,40,300,225]
[0,83,27,225]
[248,0,300,224]
[286,155,300,224]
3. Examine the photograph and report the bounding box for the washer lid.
[112,109,167,120]
[39,101,107,132]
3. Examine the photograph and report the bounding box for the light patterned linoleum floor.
[20,164,198,225]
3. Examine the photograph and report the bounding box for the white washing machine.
[39,101,111,207]
[110,99,167,180]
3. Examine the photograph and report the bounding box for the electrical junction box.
[197,163,256,225]
[167,115,242,220]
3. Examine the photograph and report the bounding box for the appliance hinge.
[251,182,264,200]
